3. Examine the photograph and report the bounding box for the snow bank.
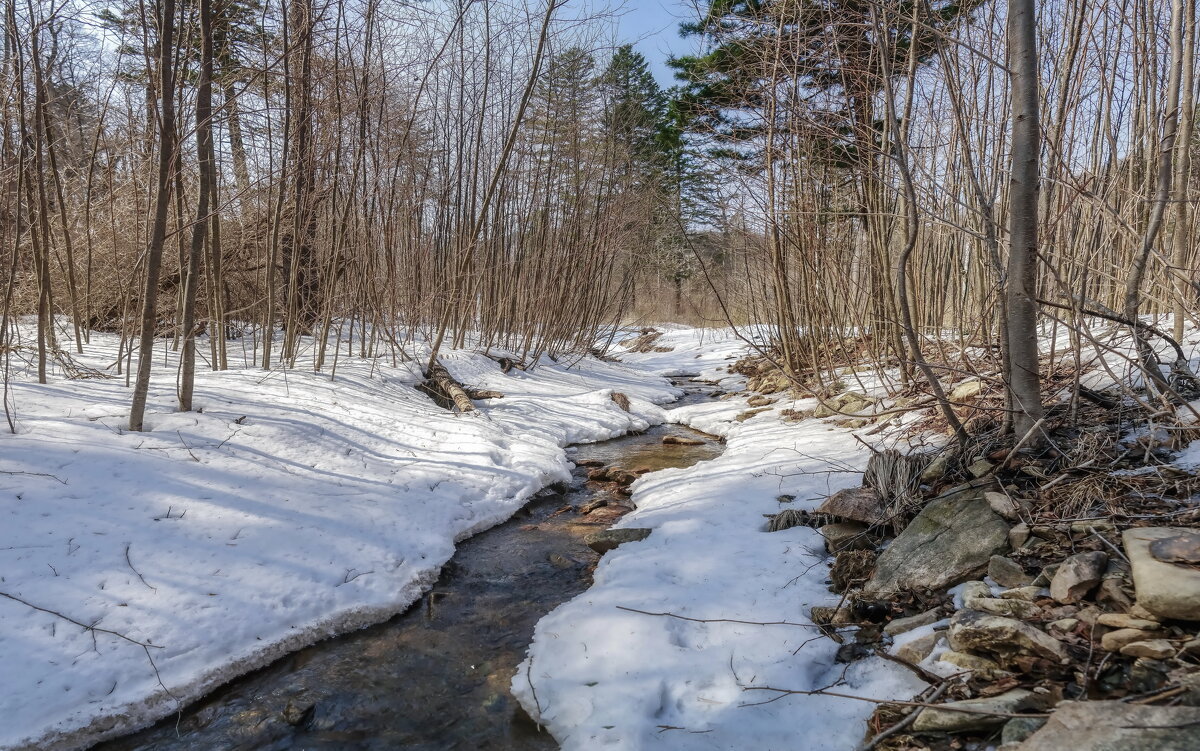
[512,332,924,750]
[0,331,678,751]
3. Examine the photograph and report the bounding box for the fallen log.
[422,361,475,412]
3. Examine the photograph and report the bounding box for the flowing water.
[95,382,722,751]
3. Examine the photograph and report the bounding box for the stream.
[94,382,722,751]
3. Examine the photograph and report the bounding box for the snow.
[0,327,679,751]
[512,331,926,750]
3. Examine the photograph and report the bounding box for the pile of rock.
[811,478,1200,749]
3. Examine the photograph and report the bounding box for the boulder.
[912,688,1035,733]
[1014,701,1200,750]
[1124,528,1200,621]
[818,522,873,553]
[816,486,886,525]
[948,609,1068,663]
[990,556,1032,588]
[1049,551,1107,604]
[584,528,651,554]
[864,485,1010,594]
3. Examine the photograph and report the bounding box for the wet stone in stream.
[94,384,723,751]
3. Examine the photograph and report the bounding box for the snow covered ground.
[0,327,681,751]
[512,328,926,750]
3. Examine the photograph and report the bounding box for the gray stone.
[894,631,941,664]
[912,689,1034,733]
[948,609,1068,663]
[816,486,886,525]
[968,458,996,478]
[1015,701,1200,750]
[990,556,1032,587]
[1096,613,1160,630]
[1050,551,1108,604]
[1009,522,1032,549]
[1125,527,1200,621]
[884,608,942,636]
[937,649,1009,678]
[984,491,1022,521]
[1120,639,1176,659]
[1002,717,1047,745]
[864,486,1010,594]
[584,528,651,554]
[1001,586,1045,602]
[966,596,1042,620]
[1100,628,1158,652]
[818,522,874,553]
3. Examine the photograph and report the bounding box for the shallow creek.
[95,382,723,751]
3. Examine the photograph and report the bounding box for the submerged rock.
[864,485,1009,594]
[584,528,650,554]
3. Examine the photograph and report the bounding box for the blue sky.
[614,1,698,87]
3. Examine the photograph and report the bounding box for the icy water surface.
[95,382,722,751]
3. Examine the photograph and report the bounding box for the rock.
[1100,628,1159,652]
[578,499,608,514]
[949,379,984,401]
[912,688,1034,733]
[948,609,1068,663]
[810,606,854,626]
[984,491,1022,521]
[968,458,996,478]
[961,580,992,602]
[937,649,1005,676]
[1096,576,1136,611]
[1002,716,1047,745]
[1120,639,1176,659]
[1124,527,1200,621]
[547,553,579,569]
[818,522,874,553]
[1014,700,1200,750]
[864,485,1010,594]
[1001,586,1045,602]
[662,435,704,446]
[920,454,951,484]
[1096,613,1160,630]
[885,609,942,636]
[966,596,1042,620]
[1009,522,1032,549]
[607,469,639,486]
[745,394,773,408]
[584,528,650,554]
[990,556,1032,587]
[1049,551,1107,604]
[1048,618,1079,634]
[586,466,610,481]
[894,631,941,664]
[283,700,314,726]
[816,486,886,525]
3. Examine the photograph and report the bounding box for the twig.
[0,591,161,649]
[854,682,951,751]
[740,685,1049,719]
[176,431,200,462]
[617,605,811,628]
[0,469,67,484]
[1089,526,1131,563]
[125,543,156,591]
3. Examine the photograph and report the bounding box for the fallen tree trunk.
[422,362,475,412]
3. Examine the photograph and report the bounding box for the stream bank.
[94,384,721,751]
